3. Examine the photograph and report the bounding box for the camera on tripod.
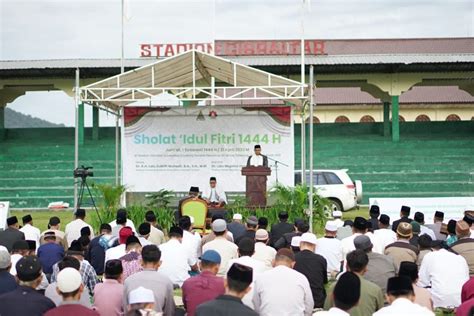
[73,165,101,224]
[73,166,94,179]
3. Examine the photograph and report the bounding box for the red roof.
[314,86,474,105]
[316,38,474,55]
[216,38,474,56]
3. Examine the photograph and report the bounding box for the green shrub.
[146,189,174,209]
[225,184,329,232]
[89,183,126,232]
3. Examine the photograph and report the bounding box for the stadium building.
[0,37,473,208]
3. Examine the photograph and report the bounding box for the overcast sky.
[1,0,473,126]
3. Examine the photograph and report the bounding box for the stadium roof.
[1,38,473,77]
[1,54,473,69]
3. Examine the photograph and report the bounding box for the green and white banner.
[123,106,294,192]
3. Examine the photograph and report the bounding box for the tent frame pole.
[309,65,314,232]
[73,68,80,210]
[115,110,120,186]
[301,110,306,185]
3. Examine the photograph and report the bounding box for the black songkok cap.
[189,186,199,193]
[7,216,18,226]
[386,276,414,296]
[227,263,253,285]
[398,261,418,283]
[278,211,289,220]
[22,214,32,224]
[26,240,36,250]
[254,144,261,149]
[401,206,411,215]
[379,214,390,226]
[353,217,367,230]
[13,240,29,251]
[75,208,86,217]
[210,177,216,181]
[16,256,42,281]
[369,205,380,216]
[434,211,444,219]
[343,220,354,227]
[334,272,361,307]
[67,240,84,256]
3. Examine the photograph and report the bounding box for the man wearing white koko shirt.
[202,177,227,207]
[246,144,268,167]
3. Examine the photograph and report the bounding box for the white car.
[295,169,362,211]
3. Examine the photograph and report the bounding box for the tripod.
[76,177,102,224]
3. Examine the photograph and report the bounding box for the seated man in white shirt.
[179,216,201,267]
[202,177,228,208]
[374,214,397,251]
[202,219,238,276]
[20,214,41,248]
[313,272,361,316]
[252,229,277,270]
[418,239,469,308]
[110,209,136,237]
[246,144,268,167]
[65,209,94,247]
[341,217,381,260]
[253,248,314,316]
[373,276,434,316]
[315,222,343,278]
[159,226,197,287]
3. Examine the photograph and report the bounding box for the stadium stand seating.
[0,128,117,208]
[295,121,474,204]
[0,122,473,208]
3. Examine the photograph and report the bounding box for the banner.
[123,106,294,192]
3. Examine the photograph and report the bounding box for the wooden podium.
[241,166,271,207]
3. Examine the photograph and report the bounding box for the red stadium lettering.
[140,44,151,57]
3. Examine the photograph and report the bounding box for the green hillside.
[5,108,65,128]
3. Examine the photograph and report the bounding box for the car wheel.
[328,198,343,212]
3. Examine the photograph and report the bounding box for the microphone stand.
[267,156,289,185]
